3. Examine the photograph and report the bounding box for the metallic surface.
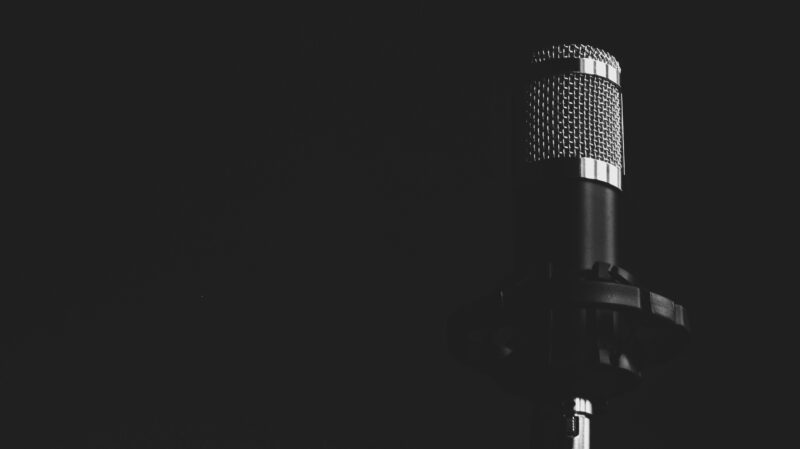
[532,44,620,69]
[525,44,625,187]
[515,158,622,190]
[566,398,592,449]
[579,157,621,189]
[531,58,620,85]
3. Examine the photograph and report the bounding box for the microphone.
[515,44,624,277]
[446,44,690,449]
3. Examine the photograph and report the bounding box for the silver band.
[579,58,620,85]
[567,397,592,449]
[579,157,622,190]
[571,397,593,415]
[532,58,621,86]
[520,158,623,190]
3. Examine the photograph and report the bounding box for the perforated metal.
[531,44,620,71]
[524,45,624,170]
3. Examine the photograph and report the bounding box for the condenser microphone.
[446,44,690,449]
[514,43,624,278]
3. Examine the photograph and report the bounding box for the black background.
[4,4,792,448]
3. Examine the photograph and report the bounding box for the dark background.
[4,4,792,448]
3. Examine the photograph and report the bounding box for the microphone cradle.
[446,260,689,448]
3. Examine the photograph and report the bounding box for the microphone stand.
[531,398,592,449]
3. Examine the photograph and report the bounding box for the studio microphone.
[446,44,690,449]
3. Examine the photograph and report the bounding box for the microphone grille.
[524,44,624,173]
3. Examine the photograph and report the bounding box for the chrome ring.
[579,157,622,189]
[518,158,623,190]
[531,58,621,86]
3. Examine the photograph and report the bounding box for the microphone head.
[524,44,625,188]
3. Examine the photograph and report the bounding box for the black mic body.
[513,167,621,279]
[446,44,689,449]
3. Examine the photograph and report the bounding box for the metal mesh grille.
[524,45,623,168]
[531,43,620,70]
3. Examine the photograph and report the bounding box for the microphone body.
[513,172,620,279]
